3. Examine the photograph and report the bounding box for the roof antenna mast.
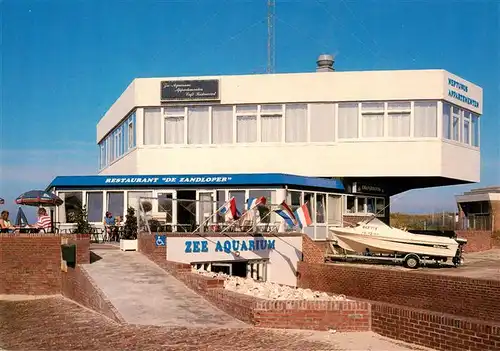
[267,0,276,74]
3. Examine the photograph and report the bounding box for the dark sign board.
[161,80,220,102]
[354,182,385,194]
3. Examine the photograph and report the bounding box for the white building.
[49,55,483,241]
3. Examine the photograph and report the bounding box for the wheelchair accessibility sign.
[155,235,166,247]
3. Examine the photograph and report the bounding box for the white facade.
[97,69,482,183]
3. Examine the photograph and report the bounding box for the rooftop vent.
[316,54,335,72]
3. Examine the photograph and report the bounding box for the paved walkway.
[84,249,247,328]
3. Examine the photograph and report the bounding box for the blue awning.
[47,173,344,191]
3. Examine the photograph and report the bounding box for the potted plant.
[120,207,138,251]
[73,205,93,234]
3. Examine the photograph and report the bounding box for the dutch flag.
[294,203,313,229]
[246,196,267,210]
[219,197,239,221]
[274,201,298,228]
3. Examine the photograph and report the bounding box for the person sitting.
[103,211,117,242]
[33,208,52,233]
[0,211,14,232]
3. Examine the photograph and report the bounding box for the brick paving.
[0,297,433,351]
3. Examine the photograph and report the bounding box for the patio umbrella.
[15,190,63,207]
[15,207,29,227]
[0,198,4,205]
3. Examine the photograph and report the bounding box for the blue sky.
[1,0,499,219]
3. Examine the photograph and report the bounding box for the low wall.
[0,234,62,295]
[156,260,370,331]
[137,232,166,263]
[371,302,500,351]
[63,234,91,264]
[61,265,124,323]
[456,230,493,253]
[297,261,500,323]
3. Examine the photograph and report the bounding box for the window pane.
[285,104,307,142]
[165,107,185,116]
[346,197,355,213]
[338,103,358,139]
[304,193,314,217]
[310,103,335,142]
[362,113,384,137]
[260,104,282,113]
[388,113,410,137]
[58,192,82,223]
[287,190,302,212]
[127,191,153,215]
[236,105,258,114]
[216,190,226,222]
[228,191,245,214]
[357,197,365,213]
[463,120,470,144]
[106,192,124,219]
[452,115,460,141]
[128,122,134,148]
[472,114,479,147]
[315,193,326,223]
[442,103,451,139]
[414,101,437,137]
[261,115,281,142]
[376,198,385,216]
[387,101,411,110]
[366,198,375,213]
[362,102,384,111]
[236,116,257,143]
[144,108,161,145]
[164,117,185,144]
[249,190,272,223]
[187,106,209,144]
[212,106,233,144]
[158,193,173,222]
[87,192,103,222]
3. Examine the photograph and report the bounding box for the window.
[228,190,245,214]
[216,190,226,222]
[362,113,384,137]
[260,104,282,143]
[472,113,479,147]
[287,190,302,212]
[99,143,106,169]
[249,190,272,223]
[106,192,124,219]
[376,198,385,216]
[361,102,384,138]
[414,101,437,137]
[315,193,326,223]
[114,129,122,159]
[366,198,375,213]
[87,192,103,222]
[310,103,335,142]
[463,111,471,145]
[443,103,451,139]
[127,191,153,215]
[285,104,307,142]
[338,103,358,139]
[212,106,233,144]
[357,197,365,213]
[387,113,410,137]
[387,101,411,111]
[158,193,173,222]
[164,107,185,144]
[236,105,257,143]
[452,106,460,141]
[304,193,314,218]
[144,108,161,145]
[57,192,82,223]
[345,196,355,213]
[128,121,134,148]
[187,106,209,144]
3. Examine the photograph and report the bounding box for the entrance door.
[196,191,216,231]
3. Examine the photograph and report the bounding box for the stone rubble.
[196,269,348,301]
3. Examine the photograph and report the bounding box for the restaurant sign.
[353,182,385,194]
[161,79,220,102]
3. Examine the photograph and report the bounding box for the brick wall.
[150,258,371,331]
[455,230,492,253]
[137,232,166,263]
[301,235,325,263]
[61,265,124,323]
[62,234,91,264]
[0,234,62,295]
[297,261,500,323]
[371,302,500,351]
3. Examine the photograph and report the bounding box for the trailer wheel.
[404,254,420,269]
